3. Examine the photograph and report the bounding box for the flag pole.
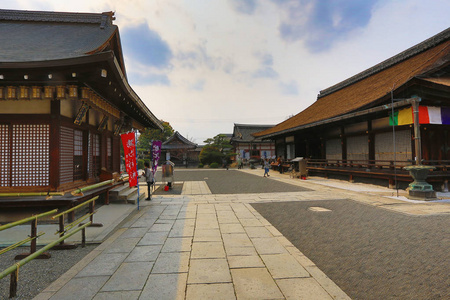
[135,129,140,211]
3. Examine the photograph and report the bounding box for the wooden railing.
[306,159,412,170]
[0,195,100,298]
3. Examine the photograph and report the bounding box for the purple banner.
[151,141,162,175]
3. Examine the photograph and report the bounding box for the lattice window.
[107,137,112,170]
[326,138,342,160]
[60,126,74,184]
[0,124,10,187]
[11,124,49,187]
[88,133,100,178]
[74,129,83,181]
[93,133,100,177]
[375,130,412,165]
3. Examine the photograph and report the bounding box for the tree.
[199,145,223,165]
[137,121,174,160]
[138,121,174,150]
[199,134,236,165]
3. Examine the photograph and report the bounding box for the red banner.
[121,132,138,187]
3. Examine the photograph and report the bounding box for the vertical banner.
[121,132,138,187]
[151,141,162,175]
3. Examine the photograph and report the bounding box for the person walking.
[143,161,154,200]
[263,158,270,177]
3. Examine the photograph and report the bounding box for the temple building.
[161,131,199,167]
[255,28,450,189]
[0,9,163,195]
[231,124,275,161]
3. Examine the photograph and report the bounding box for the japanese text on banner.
[121,132,138,187]
[151,141,162,175]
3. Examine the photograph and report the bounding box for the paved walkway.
[31,169,449,299]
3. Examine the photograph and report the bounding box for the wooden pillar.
[411,99,422,165]
[368,120,375,167]
[341,127,347,163]
[49,100,60,190]
[321,137,325,159]
[83,110,90,180]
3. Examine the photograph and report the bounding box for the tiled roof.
[0,9,117,62]
[232,123,275,142]
[255,27,450,138]
[162,131,197,149]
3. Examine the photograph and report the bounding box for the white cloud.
[3,0,449,143]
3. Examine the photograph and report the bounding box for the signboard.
[74,102,89,125]
[151,140,162,175]
[121,132,138,187]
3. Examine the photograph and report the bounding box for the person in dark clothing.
[143,162,154,200]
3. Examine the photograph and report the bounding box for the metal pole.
[411,98,422,165]
[135,130,140,210]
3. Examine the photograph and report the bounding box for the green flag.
[389,110,398,126]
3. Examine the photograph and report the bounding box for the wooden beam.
[49,99,61,190]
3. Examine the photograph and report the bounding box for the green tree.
[199,145,223,165]
[137,121,174,156]
[199,134,236,165]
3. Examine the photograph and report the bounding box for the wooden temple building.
[161,131,200,167]
[255,27,450,190]
[0,9,162,208]
[231,123,275,161]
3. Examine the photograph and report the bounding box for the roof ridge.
[318,27,450,98]
[0,9,115,25]
[234,123,276,127]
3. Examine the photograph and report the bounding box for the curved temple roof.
[255,27,450,138]
[0,9,117,62]
[0,9,163,131]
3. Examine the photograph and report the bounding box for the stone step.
[119,187,138,201]
[127,192,146,204]
[109,184,130,199]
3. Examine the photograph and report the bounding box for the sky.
[2,0,449,143]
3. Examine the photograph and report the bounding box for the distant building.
[161,131,199,167]
[255,28,450,189]
[231,124,275,161]
[0,9,162,194]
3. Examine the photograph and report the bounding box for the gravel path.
[0,244,97,300]
[155,169,311,194]
[252,199,450,300]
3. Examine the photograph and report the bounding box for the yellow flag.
[398,107,413,125]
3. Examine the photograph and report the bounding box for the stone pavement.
[32,169,449,299]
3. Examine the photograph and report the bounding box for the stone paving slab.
[100,262,153,292]
[185,283,235,300]
[140,273,187,300]
[231,268,285,299]
[37,170,422,300]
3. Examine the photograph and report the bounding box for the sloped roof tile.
[0,9,117,62]
[255,28,450,138]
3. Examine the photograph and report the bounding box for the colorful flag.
[398,107,413,125]
[151,141,162,176]
[418,106,430,124]
[389,110,399,126]
[389,106,450,126]
[427,106,442,124]
[121,132,138,187]
[441,107,450,125]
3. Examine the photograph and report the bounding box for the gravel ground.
[155,169,311,194]
[0,244,97,300]
[252,199,450,300]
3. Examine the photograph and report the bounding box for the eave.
[0,52,163,130]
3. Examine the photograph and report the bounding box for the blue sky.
[2,0,449,143]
